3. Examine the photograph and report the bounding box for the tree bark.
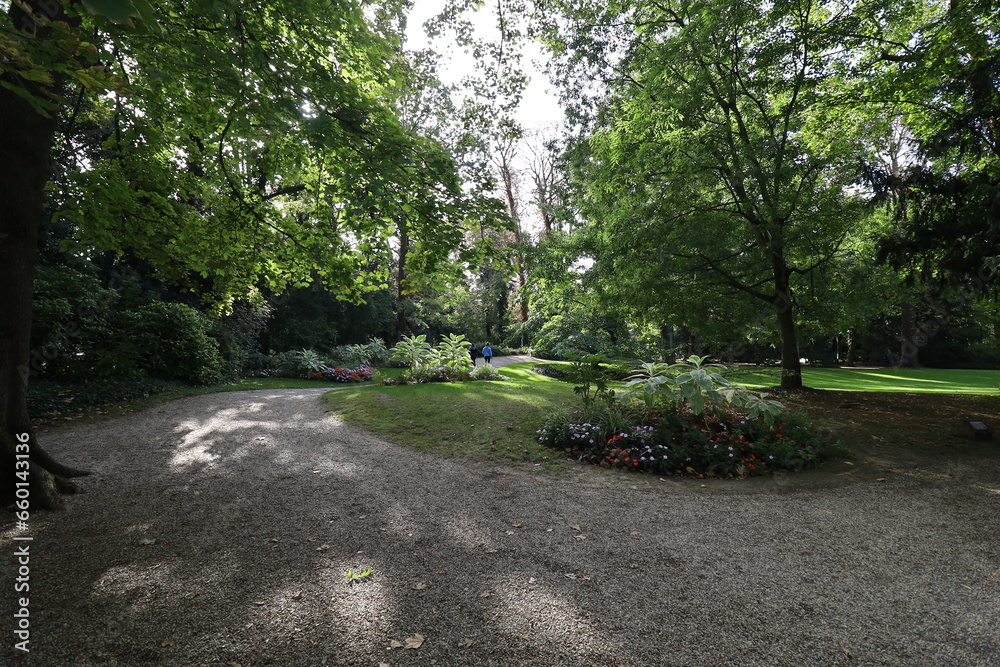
[845,328,858,366]
[772,265,802,390]
[897,301,921,368]
[2,0,89,510]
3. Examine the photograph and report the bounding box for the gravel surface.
[2,367,999,666]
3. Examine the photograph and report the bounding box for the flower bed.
[537,405,827,478]
[242,364,374,383]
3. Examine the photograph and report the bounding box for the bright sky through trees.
[405,0,565,129]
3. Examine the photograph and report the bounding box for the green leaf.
[81,0,138,24]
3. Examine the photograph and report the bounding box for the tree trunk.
[2,0,89,510]
[395,220,410,334]
[897,301,921,368]
[845,328,858,366]
[772,271,802,390]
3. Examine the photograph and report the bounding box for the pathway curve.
[1,387,998,665]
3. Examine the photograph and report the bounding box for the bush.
[118,302,225,385]
[403,365,471,383]
[331,338,391,367]
[272,349,328,375]
[470,364,506,381]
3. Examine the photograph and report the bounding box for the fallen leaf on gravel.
[565,573,577,579]
[307,537,318,542]
[528,577,537,584]
[379,663,390,667]
[574,534,586,541]
[389,640,405,649]
[291,591,303,600]
[404,634,425,649]
[479,591,491,598]
[505,530,515,535]
[459,638,474,648]
[139,539,156,545]
[411,583,428,590]
[315,544,331,551]
[435,570,445,574]
[161,639,175,647]
[629,563,639,569]
[570,525,581,531]
[581,575,592,581]
[512,524,523,528]
[876,478,886,482]
[184,592,197,599]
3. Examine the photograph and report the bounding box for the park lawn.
[322,363,576,469]
[729,366,1000,394]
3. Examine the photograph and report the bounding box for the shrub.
[470,364,506,381]
[118,302,225,385]
[390,335,433,369]
[272,349,328,375]
[403,365,471,384]
[332,338,391,367]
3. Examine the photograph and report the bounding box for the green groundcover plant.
[537,356,831,478]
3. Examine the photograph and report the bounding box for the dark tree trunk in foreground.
[773,263,803,390]
[1,0,89,510]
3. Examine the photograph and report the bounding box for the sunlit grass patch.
[732,366,1000,394]
[322,363,576,468]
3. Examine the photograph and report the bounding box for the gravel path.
[2,378,999,666]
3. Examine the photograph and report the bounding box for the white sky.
[404,1,565,130]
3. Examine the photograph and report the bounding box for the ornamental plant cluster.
[387,334,505,384]
[537,356,829,478]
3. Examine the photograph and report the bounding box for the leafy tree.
[1,0,491,508]
[541,0,872,389]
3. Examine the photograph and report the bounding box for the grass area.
[322,363,577,470]
[729,366,1000,394]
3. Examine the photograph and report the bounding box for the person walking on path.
[468,343,479,366]
[482,343,494,365]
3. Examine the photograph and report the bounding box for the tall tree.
[542,0,870,389]
[2,0,485,508]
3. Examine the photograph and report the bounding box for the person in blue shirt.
[481,343,493,365]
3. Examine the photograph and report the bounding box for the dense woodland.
[2,0,999,505]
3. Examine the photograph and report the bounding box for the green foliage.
[117,302,225,385]
[565,353,614,407]
[470,363,506,381]
[390,333,480,383]
[623,356,784,421]
[345,568,373,584]
[331,337,391,368]
[272,349,328,375]
[435,333,474,370]
[390,335,433,369]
